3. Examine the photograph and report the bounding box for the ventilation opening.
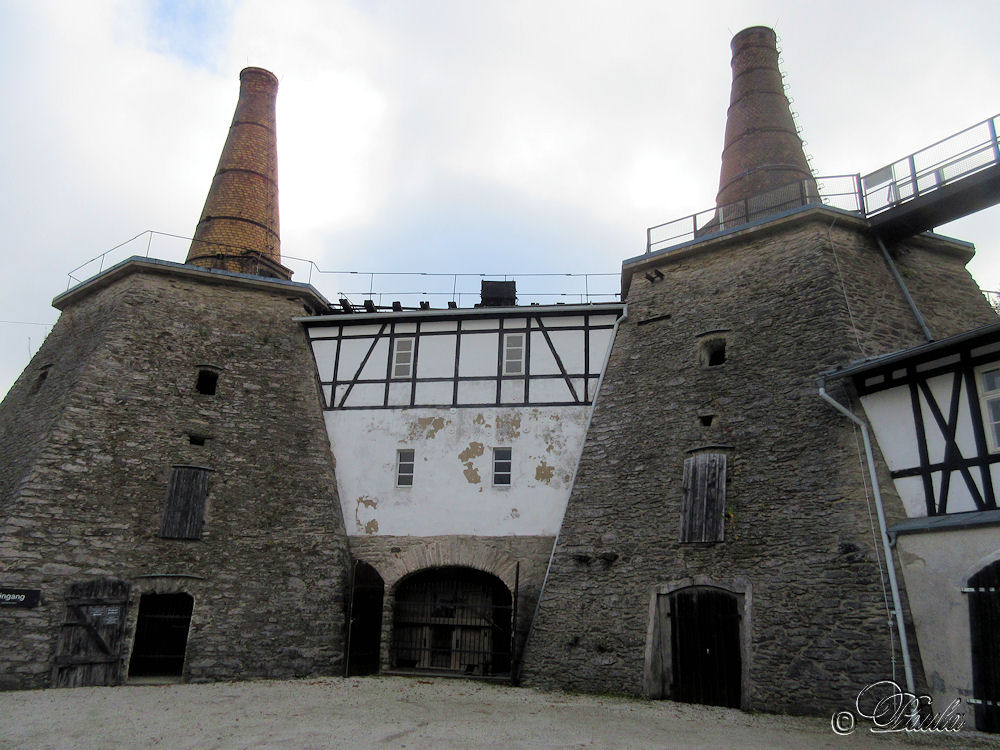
[29,365,52,395]
[188,435,207,446]
[698,336,728,368]
[128,592,194,678]
[195,369,218,395]
[699,414,716,427]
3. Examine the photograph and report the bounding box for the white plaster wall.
[896,527,1000,723]
[328,405,589,536]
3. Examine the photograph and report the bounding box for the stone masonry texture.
[0,262,349,689]
[519,208,996,714]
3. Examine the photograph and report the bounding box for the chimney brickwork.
[186,67,290,280]
[715,26,816,210]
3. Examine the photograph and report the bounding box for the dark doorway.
[128,592,194,678]
[669,587,742,708]
[346,560,385,676]
[969,560,1000,733]
[391,567,512,676]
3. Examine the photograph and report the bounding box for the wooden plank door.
[969,561,1000,733]
[52,579,130,688]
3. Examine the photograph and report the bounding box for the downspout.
[875,235,933,343]
[818,377,915,694]
[515,304,627,684]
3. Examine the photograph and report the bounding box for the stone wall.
[520,209,994,714]
[0,262,349,689]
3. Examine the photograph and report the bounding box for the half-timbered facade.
[301,300,624,675]
[835,321,1000,731]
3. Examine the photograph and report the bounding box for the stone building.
[1,26,998,730]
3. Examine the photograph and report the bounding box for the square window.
[493,447,512,486]
[397,449,415,486]
[504,333,524,376]
[393,338,415,379]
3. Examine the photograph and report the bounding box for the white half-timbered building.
[299,292,624,676]
[834,321,1000,731]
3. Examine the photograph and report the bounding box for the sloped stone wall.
[521,211,993,714]
[0,263,349,689]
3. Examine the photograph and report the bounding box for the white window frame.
[396,448,415,487]
[503,333,525,376]
[493,447,512,486]
[393,338,415,379]
[976,364,1000,453]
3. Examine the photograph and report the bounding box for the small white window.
[397,449,415,486]
[493,447,512,486]
[978,366,1000,452]
[503,333,524,375]
[393,338,414,379]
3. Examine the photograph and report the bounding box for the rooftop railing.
[646,113,1000,255]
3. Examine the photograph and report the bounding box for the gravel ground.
[2,676,999,750]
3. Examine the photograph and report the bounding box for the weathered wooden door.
[969,560,1000,733]
[670,587,741,708]
[51,579,130,688]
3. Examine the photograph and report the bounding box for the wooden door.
[670,588,742,708]
[51,579,130,688]
[969,561,1000,733]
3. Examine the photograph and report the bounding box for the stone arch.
[377,538,522,593]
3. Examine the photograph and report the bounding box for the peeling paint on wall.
[535,461,555,483]
[496,413,522,441]
[408,415,449,441]
[458,441,484,462]
[473,413,491,427]
[463,464,482,484]
[364,519,379,534]
[355,495,377,532]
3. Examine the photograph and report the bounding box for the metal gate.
[968,561,1000,733]
[128,592,194,678]
[52,579,131,688]
[391,567,512,676]
[669,587,742,708]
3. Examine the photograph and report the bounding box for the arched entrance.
[969,560,1000,732]
[391,567,512,676]
[128,592,194,678]
[346,560,384,676]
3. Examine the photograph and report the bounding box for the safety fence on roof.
[646,113,1000,255]
[64,230,621,309]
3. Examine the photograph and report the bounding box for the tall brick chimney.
[715,27,816,213]
[186,67,291,280]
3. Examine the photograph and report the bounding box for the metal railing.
[646,113,1000,254]
[862,114,1000,215]
[64,230,621,308]
[646,175,863,254]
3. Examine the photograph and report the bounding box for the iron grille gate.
[391,568,512,676]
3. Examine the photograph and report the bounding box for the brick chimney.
[714,27,817,214]
[186,67,291,280]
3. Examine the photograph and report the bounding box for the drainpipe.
[875,235,933,343]
[818,377,915,694]
[515,305,628,684]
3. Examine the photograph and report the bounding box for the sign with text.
[0,588,41,608]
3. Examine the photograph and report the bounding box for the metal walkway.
[646,113,1000,254]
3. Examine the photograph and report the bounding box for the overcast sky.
[2,0,999,397]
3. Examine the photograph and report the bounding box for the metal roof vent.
[479,281,516,307]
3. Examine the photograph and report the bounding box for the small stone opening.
[699,414,716,427]
[697,334,729,368]
[195,369,218,395]
[189,435,207,446]
[29,365,52,395]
